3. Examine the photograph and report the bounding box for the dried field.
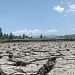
[0,41,75,75]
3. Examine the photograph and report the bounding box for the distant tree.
[3,34,9,39]
[6,34,9,39]
[22,34,29,39]
[0,27,3,37]
[22,34,25,39]
[40,34,43,39]
[18,35,22,39]
[9,33,13,39]
[59,36,62,38]
[3,34,7,39]
[44,36,46,39]
[25,35,29,38]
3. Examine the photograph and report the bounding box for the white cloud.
[12,29,58,36]
[12,29,42,36]
[53,6,64,13]
[45,29,58,34]
[67,4,75,12]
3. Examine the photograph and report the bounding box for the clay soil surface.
[0,41,75,75]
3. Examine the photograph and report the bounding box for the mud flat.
[0,41,75,75]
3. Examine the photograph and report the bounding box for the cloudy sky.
[0,0,75,36]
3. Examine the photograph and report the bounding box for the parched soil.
[0,41,75,75]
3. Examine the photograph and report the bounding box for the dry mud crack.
[0,41,75,75]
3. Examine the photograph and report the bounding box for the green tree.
[40,34,43,39]
[22,34,25,39]
[6,34,9,39]
[0,27,3,38]
[9,33,13,39]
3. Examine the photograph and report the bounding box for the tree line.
[0,27,29,40]
[0,27,44,40]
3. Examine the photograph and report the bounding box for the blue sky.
[0,0,75,36]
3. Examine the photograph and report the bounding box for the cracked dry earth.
[0,41,75,75]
